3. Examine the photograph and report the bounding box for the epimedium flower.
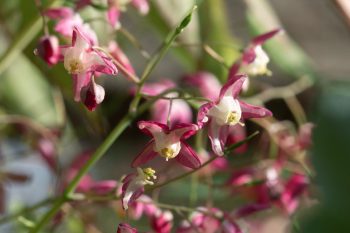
[61,26,117,108]
[229,29,282,78]
[44,7,98,45]
[117,223,138,233]
[35,35,60,66]
[132,80,192,126]
[151,209,173,233]
[128,195,158,220]
[121,167,157,210]
[131,121,201,169]
[197,75,272,156]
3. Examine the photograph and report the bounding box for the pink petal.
[139,80,176,96]
[280,174,308,214]
[175,142,201,169]
[151,99,192,126]
[55,14,84,38]
[298,123,314,150]
[251,28,283,46]
[219,75,247,100]
[72,73,92,102]
[138,121,169,137]
[44,7,74,19]
[227,62,241,80]
[72,26,93,49]
[81,79,105,111]
[239,101,272,119]
[36,35,60,66]
[208,122,228,156]
[183,71,222,101]
[107,5,121,29]
[227,168,255,186]
[197,102,215,128]
[89,180,117,195]
[131,0,150,15]
[131,140,158,167]
[241,47,257,64]
[108,41,136,76]
[90,49,118,75]
[171,123,198,140]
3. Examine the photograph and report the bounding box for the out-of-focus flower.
[107,0,149,29]
[132,121,201,169]
[228,162,308,215]
[121,167,156,210]
[35,35,60,66]
[151,209,173,233]
[229,29,282,78]
[177,207,221,233]
[45,7,98,45]
[117,223,138,233]
[60,26,117,109]
[279,173,308,214]
[198,75,272,155]
[128,195,158,220]
[183,71,222,101]
[135,80,192,126]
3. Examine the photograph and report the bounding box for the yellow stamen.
[226,111,239,125]
[68,60,83,74]
[160,148,176,161]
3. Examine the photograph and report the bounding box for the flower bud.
[35,35,60,66]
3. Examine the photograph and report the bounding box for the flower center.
[67,59,84,74]
[160,147,177,161]
[143,167,157,181]
[226,111,240,125]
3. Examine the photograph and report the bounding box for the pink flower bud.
[117,223,138,233]
[35,36,60,66]
[131,0,150,15]
[80,78,105,111]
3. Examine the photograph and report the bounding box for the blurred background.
[0,0,350,232]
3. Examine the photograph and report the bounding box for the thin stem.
[284,96,307,126]
[119,27,151,59]
[129,5,198,113]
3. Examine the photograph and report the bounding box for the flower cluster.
[30,2,314,231]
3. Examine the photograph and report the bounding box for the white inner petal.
[208,96,242,126]
[242,45,270,76]
[153,132,181,160]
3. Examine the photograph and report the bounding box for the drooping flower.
[131,121,201,169]
[116,223,138,233]
[121,167,157,210]
[197,75,272,156]
[133,80,192,126]
[35,35,60,66]
[151,209,173,233]
[61,26,117,108]
[229,29,282,78]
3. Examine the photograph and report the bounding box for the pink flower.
[80,77,105,111]
[117,223,138,233]
[121,167,157,210]
[197,75,272,155]
[61,26,117,108]
[279,173,308,214]
[151,210,173,233]
[107,2,121,29]
[128,195,158,220]
[131,0,150,15]
[177,207,221,233]
[131,121,201,169]
[35,35,60,66]
[137,80,192,126]
[229,29,282,77]
[183,71,222,101]
[45,7,98,44]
